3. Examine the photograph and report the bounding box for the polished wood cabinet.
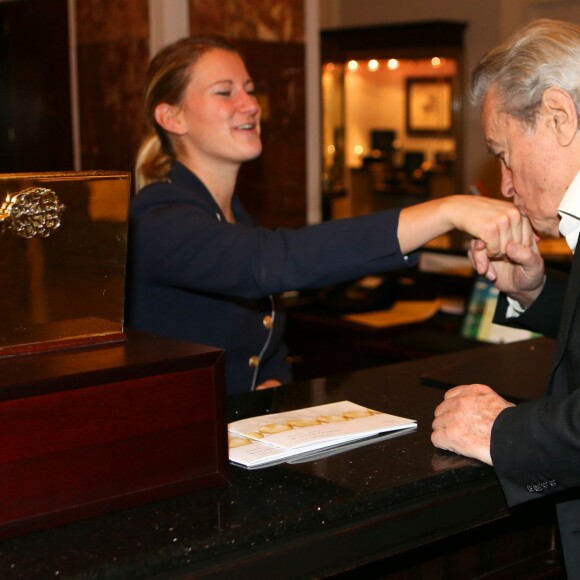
[0,331,228,538]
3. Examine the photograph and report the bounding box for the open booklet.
[228,400,417,469]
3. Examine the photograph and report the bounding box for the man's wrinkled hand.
[431,384,514,465]
[468,235,546,308]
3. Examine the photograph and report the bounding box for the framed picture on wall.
[406,77,453,136]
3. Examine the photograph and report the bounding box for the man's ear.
[154,103,186,135]
[542,87,578,146]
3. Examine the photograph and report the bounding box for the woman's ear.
[542,87,578,146]
[154,103,186,135]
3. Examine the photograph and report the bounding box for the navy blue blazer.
[126,162,418,395]
[492,254,580,575]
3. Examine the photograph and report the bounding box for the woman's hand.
[398,195,532,256]
[255,379,282,391]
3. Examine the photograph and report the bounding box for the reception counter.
[0,338,562,578]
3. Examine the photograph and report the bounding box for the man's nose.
[500,164,515,198]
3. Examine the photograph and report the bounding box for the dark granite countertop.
[0,341,537,579]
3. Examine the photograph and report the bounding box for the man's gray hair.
[471,18,580,127]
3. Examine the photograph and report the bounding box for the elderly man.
[431,19,580,577]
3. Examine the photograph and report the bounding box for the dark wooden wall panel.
[0,0,73,172]
[76,0,149,179]
[236,40,306,228]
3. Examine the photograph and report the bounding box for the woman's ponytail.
[134,132,172,192]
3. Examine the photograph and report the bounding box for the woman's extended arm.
[397,195,533,256]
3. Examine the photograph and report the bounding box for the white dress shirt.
[506,170,580,317]
[558,169,580,253]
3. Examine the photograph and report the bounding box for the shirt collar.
[558,169,580,252]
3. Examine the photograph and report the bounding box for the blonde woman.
[127,35,530,395]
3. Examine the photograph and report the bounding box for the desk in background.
[283,261,479,381]
[284,238,572,382]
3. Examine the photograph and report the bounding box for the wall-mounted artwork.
[406,77,453,136]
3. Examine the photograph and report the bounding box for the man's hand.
[431,384,514,465]
[469,236,546,308]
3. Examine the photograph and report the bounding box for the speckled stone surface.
[0,347,509,579]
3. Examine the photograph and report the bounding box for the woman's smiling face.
[173,48,262,170]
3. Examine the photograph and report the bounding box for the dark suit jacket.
[492,251,580,575]
[127,162,418,395]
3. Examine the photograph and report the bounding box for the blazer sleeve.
[131,197,418,300]
[491,390,580,507]
[493,268,569,339]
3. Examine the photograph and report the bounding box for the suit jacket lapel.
[553,237,580,364]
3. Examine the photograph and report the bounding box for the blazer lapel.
[553,236,580,364]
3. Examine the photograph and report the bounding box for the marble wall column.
[76,0,149,180]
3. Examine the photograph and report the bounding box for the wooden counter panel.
[0,335,228,538]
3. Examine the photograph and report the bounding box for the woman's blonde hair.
[135,35,240,191]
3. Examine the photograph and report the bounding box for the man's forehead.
[482,86,501,118]
[481,91,504,150]
[485,137,500,155]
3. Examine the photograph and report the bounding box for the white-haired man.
[432,19,580,577]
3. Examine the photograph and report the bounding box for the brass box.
[0,171,130,354]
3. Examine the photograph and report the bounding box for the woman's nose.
[239,92,260,116]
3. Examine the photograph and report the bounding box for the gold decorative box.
[0,171,129,354]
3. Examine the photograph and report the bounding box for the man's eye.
[497,154,512,170]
